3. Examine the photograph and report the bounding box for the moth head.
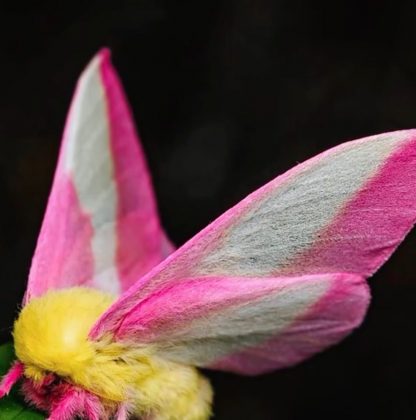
[13,287,114,380]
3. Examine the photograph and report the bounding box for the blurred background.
[1,1,416,418]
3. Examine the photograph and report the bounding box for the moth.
[1,49,416,420]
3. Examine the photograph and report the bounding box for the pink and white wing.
[25,50,172,302]
[110,273,369,374]
[92,130,416,373]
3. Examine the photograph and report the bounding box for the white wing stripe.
[63,55,120,294]
[197,133,405,276]
[158,276,330,366]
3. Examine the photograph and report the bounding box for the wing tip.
[97,47,112,62]
[95,47,114,76]
[325,272,371,324]
[77,47,113,87]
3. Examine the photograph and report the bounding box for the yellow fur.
[13,287,213,420]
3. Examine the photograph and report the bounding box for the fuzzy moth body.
[1,49,416,419]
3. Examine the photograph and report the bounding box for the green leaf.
[0,343,44,419]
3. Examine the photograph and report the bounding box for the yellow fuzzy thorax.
[13,287,213,420]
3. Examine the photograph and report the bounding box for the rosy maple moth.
[0,49,416,420]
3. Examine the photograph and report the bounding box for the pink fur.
[47,389,84,420]
[116,404,128,420]
[98,49,173,292]
[23,376,106,420]
[82,391,104,420]
[22,375,72,412]
[0,362,24,397]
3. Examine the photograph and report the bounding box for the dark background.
[1,1,416,419]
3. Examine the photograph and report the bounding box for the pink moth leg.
[47,388,105,420]
[83,390,104,420]
[0,361,24,397]
[47,389,84,420]
[116,403,128,420]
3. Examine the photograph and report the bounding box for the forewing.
[92,129,416,372]
[25,50,172,302]
[114,273,369,374]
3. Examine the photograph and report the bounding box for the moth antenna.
[0,361,24,397]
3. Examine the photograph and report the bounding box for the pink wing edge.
[99,48,175,291]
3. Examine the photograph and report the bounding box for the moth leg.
[47,390,84,420]
[0,361,24,397]
[115,403,128,420]
[83,390,104,420]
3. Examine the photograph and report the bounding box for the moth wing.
[108,273,369,374]
[91,129,416,372]
[25,50,172,302]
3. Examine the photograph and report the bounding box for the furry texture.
[13,288,213,419]
[22,378,105,420]
[14,288,114,381]
[115,404,128,420]
[47,388,85,420]
[0,361,24,397]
